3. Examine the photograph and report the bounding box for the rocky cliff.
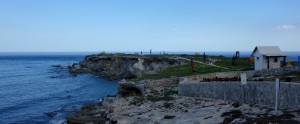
[68,54,182,80]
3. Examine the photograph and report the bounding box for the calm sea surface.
[0,52,299,124]
[0,54,118,124]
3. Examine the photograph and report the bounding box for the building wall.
[179,81,300,110]
[262,56,281,70]
[254,51,263,70]
[267,57,281,69]
[253,51,282,70]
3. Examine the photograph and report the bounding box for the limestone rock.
[68,55,182,80]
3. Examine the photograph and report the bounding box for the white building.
[251,46,287,70]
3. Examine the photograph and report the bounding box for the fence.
[179,81,300,110]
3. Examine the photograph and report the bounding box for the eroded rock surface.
[68,94,300,124]
[68,55,182,80]
[67,78,300,124]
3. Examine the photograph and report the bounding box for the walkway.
[175,56,229,69]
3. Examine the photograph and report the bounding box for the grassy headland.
[134,54,253,81]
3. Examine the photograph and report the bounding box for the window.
[274,57,278,62]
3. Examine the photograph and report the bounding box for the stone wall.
[184,72,242,81]
[179,81,300,110]
[182,66,300,81]
[251,66,300,77]
[138,77,179,89]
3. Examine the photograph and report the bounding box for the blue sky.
[0,0,299,52]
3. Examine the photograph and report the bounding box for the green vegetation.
[164,88,178,96]
[135,55,252,80]
[89,53,253,80]
[134,63,226,80]
[113,52,126,57]
[142,88,178,102]
[134,55,253,81]
[96,51,126,56]
[130,88,177,103]
[280,71,300,82]
[97,51,109,56]
[185,55,253,71]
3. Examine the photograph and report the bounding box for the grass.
[184,55,253,71]
[134,55,252,81]
[134,63,230,80]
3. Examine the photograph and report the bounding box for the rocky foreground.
[67,81,300,124]
[67,54,300,124]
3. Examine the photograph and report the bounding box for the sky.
[0,0,300,52]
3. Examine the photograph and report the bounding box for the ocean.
[0,54,118,124]
[0,51,299,124]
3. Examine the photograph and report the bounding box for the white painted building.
[251,46,287,70]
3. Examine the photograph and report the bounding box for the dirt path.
[175,56,229,69]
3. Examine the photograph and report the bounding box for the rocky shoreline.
[66,54,300,124]
[68,54,182,80]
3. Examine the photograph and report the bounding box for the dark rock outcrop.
[118,79,144,97]
[68,55,182,80]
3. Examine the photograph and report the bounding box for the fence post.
[275,78,280,115]
[240,73,247,103]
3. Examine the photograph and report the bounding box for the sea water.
[0,54,118,124]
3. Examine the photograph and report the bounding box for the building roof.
[251,46,287,57]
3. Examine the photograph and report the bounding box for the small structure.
[236,51,240,59]
[251,46,287,70]
[203,52,206,62]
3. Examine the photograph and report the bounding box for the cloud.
[276,24,296,30]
